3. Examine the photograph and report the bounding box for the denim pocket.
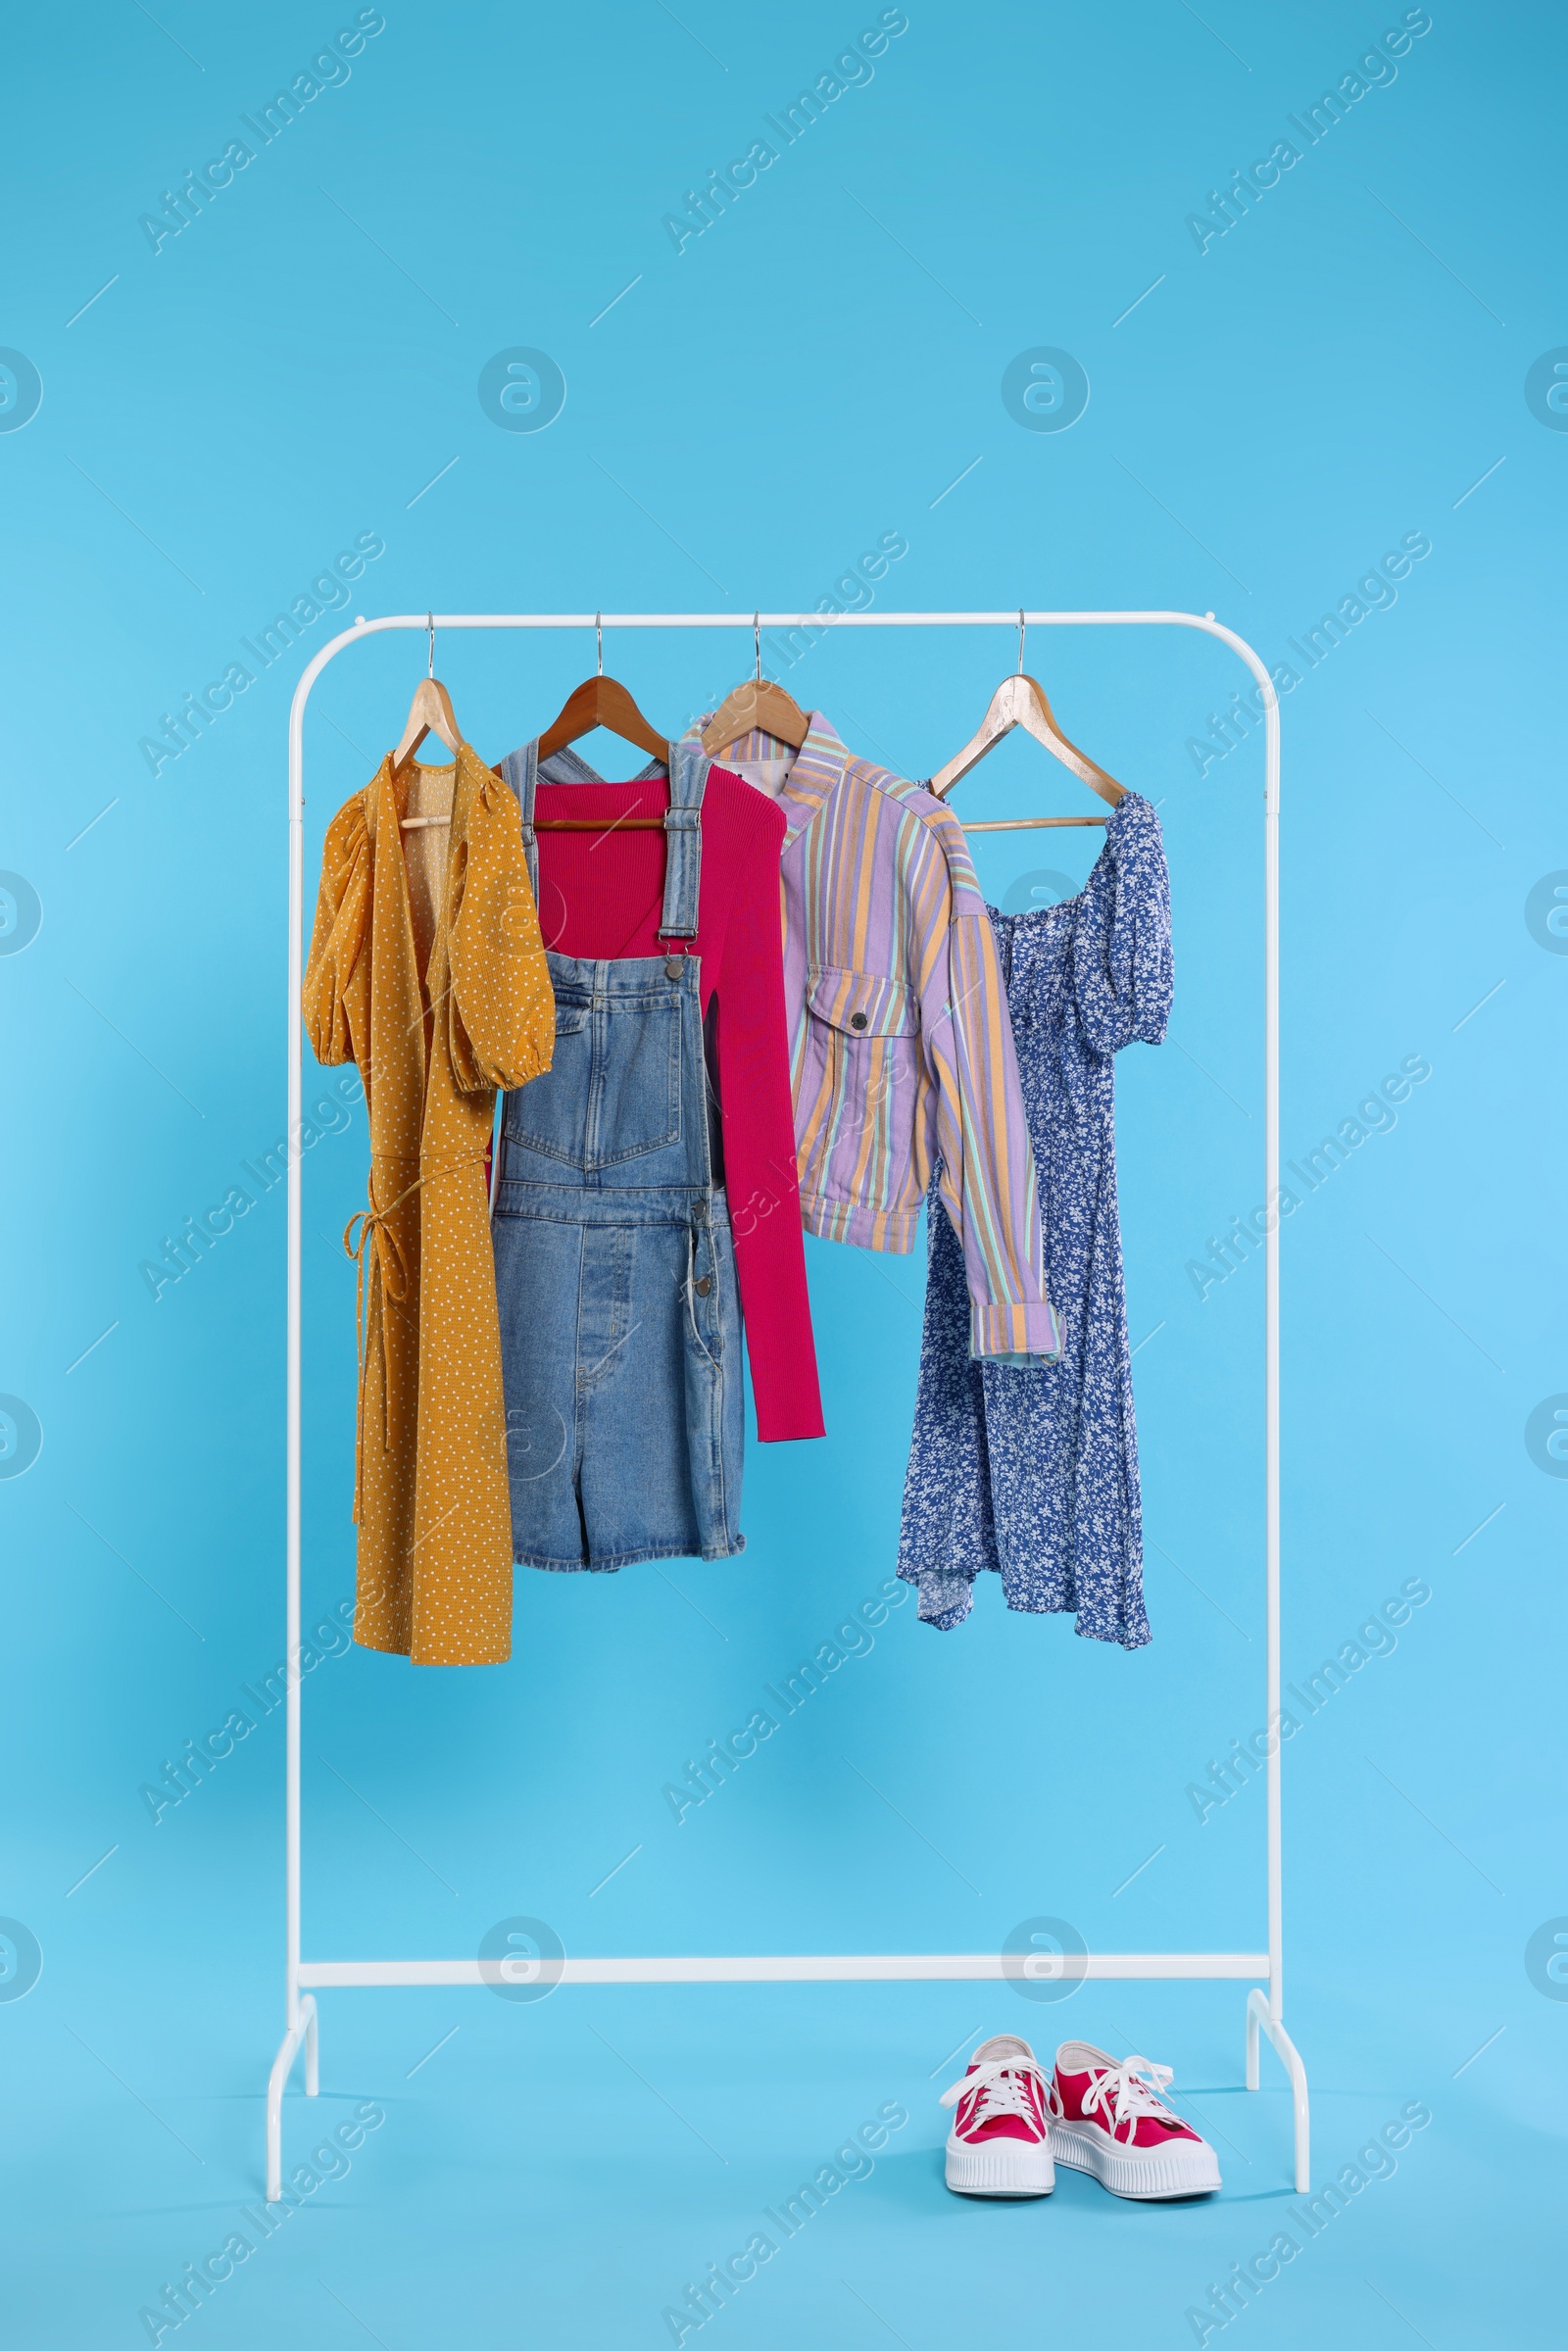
[504,1002,593,1167]
[505,996,682,1171]
[591,998,681,1168]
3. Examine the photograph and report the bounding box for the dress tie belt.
[342,1150,490,1519]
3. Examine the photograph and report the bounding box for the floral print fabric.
[898,793,1172,1643]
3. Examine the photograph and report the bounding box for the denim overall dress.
[491,740,745,1571]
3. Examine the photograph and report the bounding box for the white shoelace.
[1078,2053,1181,2143]
[941,2056,1058,2132]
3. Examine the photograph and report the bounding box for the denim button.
[694,1275,711,1296]
[664,955,682,979]
[850,1010,868,1030]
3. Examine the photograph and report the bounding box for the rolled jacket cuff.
[799,1190,919,1253]
[969,1298,1062,1365]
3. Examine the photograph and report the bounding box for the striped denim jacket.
[690,712,1061,1363]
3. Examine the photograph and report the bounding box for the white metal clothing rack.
[269,610,1307,2200]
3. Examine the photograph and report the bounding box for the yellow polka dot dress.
[303,743,554,1663]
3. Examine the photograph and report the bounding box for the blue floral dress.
[898,793,1172,1642]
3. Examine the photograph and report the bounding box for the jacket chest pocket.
[800,965,920,1172]
[505,999,682,1171]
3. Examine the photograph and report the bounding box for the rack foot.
[1245,1987,1309,2192]
[266,1994,318,2202]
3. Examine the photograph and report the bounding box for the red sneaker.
[939,2033,1058,2196]
[1052,2042,1221,2199]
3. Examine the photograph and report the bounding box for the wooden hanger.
[929,614,1124,831]
[532,613,669,830]
[395,617,465,828]
[701,615,810,757]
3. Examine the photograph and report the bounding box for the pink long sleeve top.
[530,764,825,1443]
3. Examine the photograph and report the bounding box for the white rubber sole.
[1053,2120,1220,2200]
[945,2137,1055,2197]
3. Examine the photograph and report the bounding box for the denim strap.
[500,736,706,937]
[498,739,539,904]
[658,739,710,940]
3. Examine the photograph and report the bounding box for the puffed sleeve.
[444,769,556,1093]
[302,794,370,1066]
[1069,792,1173,1056]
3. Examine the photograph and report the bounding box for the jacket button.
[850,1010,868,1031]
[694,1275,712,1296]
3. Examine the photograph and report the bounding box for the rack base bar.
[297,1951,1271,1987]
[268,1968,1306,2201]
[265,1995,317,2204]
[1248,1988,1310,2191]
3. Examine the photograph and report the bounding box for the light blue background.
[2,2,1561,2343]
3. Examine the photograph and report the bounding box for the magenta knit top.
[531,764,824,1444]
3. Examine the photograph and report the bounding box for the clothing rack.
[270,611,1306,2200]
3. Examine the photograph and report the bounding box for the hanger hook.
[426,612,435,679]
[595,610,603,677]
[754,612,761,683]
[1017,608,1025,676]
